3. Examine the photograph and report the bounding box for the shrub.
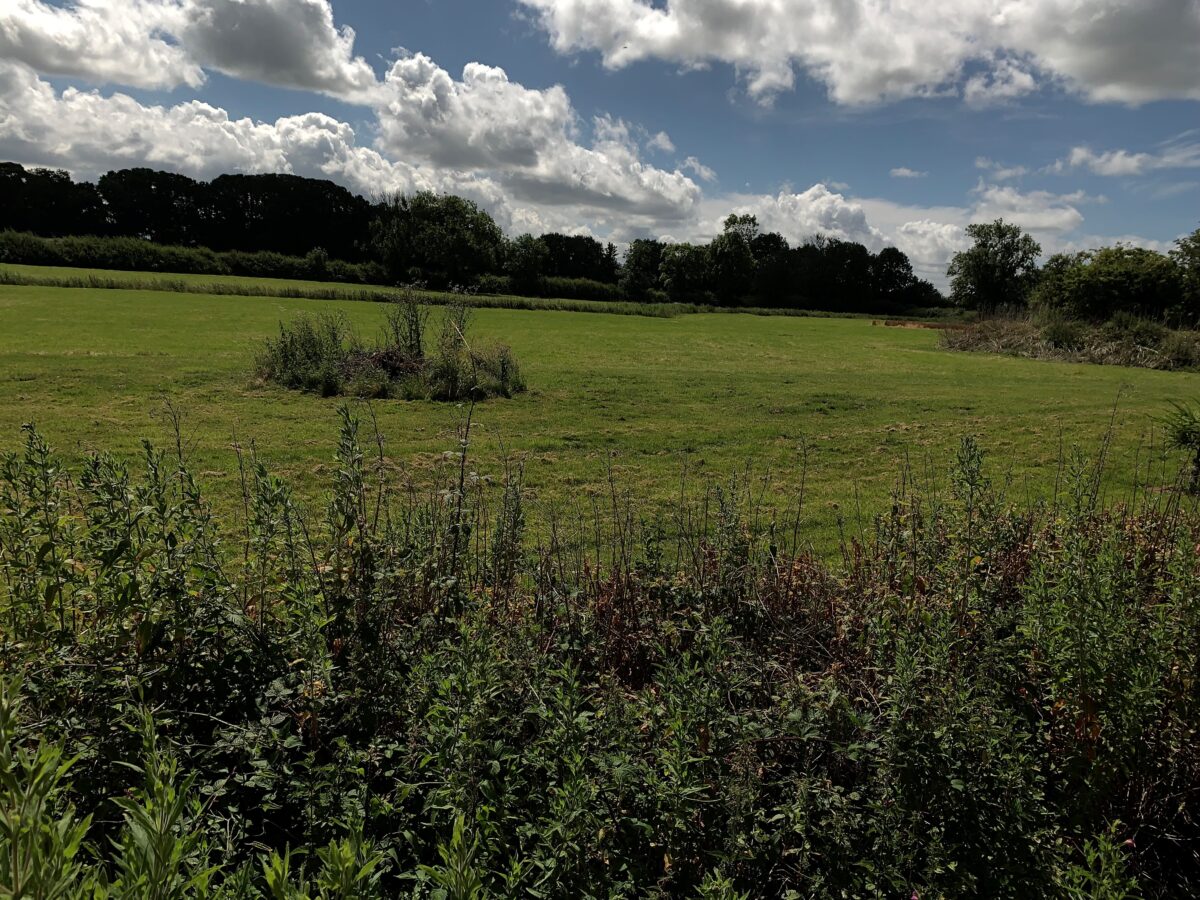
[1041,314,1086,350]
[1100,310,1169,347]
[256,313,356,396]
[1160,330,1200,369]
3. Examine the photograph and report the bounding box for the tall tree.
[707,214,757,305]
[99,168,204,245]
[0,163,107,236]
[947,220,1042,312]
[370,191,503,288]
[620,239,665,299]
[1171,226,1200,322]
[504,233,549,295]
[659,243,710,303]
[749,231,791,304]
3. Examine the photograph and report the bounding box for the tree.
[0,163,107,236]
[723,213,759,244]
[204,173,373,260]
[1030,246,1182,322]
[620,239,665,298]
[370,191,503,288]
[659,243,709,302]
[1171,226,1200,323]
[504,234,548,295]
[99,168,205,245]
[871,247,917,301]
[601,242,619,283]
[947,220,1042,313]
[749,231,792,305]
[707,215,757,305]
[539,233,614,282]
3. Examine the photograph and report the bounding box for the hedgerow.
[0,231,385,285]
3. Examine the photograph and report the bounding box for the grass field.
[2,270,1197,550]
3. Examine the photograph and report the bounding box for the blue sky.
[3,0,1199,283]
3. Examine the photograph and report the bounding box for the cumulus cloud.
[0,0,201,90]
[695,185,885,249]
[0,0,378,98]
[179,0,378,97]
[890,167,927,179]
[518,0,1200,105]
[372,55,700,223]
[893,220,971,277]
[970,182,1091,233]
[963,58,1038,107]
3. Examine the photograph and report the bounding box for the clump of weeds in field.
[256,292,525,402]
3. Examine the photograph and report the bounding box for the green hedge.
[0,230,386,285]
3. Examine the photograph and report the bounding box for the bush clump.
[255,295,526,401]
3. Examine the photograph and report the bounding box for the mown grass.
[1,277,1197,551]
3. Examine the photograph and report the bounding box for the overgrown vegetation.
[1163,401,1200,492]
[255,296,526,401]
[2,412,1199,897]
[942,311,1200,372]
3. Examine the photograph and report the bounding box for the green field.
[2,270,1196,549]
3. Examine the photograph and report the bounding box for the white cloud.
[890,167,927,179]
[179,0,378,98]
[975,157,1028,180]
[0,0,378,99]
[0,0,201,90]
[695,185,885,249]
[963,58,1037,107]
[0,62,427,203]
[1055,140,1200,176]
[518,0,1200,106]
[372,55,701,223]
[894,220,971,278]
[681,156,716,182]
[647,130,675,153]
[970,182,1091,233]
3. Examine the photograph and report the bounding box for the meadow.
[1,265,1197,551]
[6,265,1200,896]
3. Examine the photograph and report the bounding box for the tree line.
[1,161,945,314]
[948,219,1200,325]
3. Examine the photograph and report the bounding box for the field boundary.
[0,264,955,322]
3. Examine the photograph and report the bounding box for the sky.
[2,0,1199,285]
